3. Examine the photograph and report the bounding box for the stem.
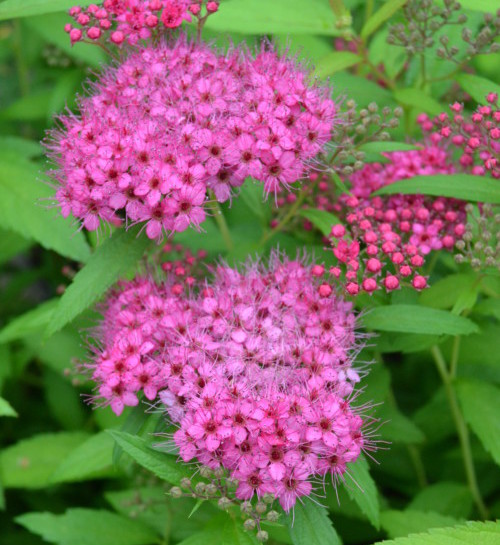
[449,335,461,379]
[210,196,234,252]
[13,20,29,97]
[364,0,374,23]
[356,41,396,91]
[196,15,208,43]
[407,444,428,488]
[430,345,489,519]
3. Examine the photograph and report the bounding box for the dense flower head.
[325,146,467,294]
[418,93,500,179]
[65,0,193,46]
[86,252,369,510]
[46,37,337,239]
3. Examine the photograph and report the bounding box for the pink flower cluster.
[47,38,337,239]
[88,253,367,510]
[418,93,500,179]
[327,146,467,294]
[65,0,192,45]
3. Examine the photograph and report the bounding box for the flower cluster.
[418,93,500,179]
[87,253,369,510]
[326,146,467,294]
[47,37,337,239]
[65,0,193,45]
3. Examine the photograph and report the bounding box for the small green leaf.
[297,208,340,236]
[361,0,407,39]
[286,497,341,545]
[380,510,461,539]
[1,91,53,121]
[378,403,425,444]
[0,396,17,417]
[0,0,94,20]
[0,432,89,489]
[393,88,443,116]
[16,509,159,545]
[51,432,116,483]
[108,430,192,486]
[46,227,150,337]
[419,274,478,310]
[314,51,362,79]
[456,73,500,104]
[358,141,419,154]
[0,137,43,158]
[0,299,58,344]
[456,379,500,466]
[373,174,500,204]
[363,305,479,335]
[205,0,342,36]
[372,520,500,545]
[344,456,380,528]
[409,482,473,519]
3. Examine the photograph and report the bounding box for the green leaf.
[51,432,116,483]
[344,456,380,528]
[0,298,58,344]
[204,0,342,36]
[0,136,43,158]
[0,396,17,417]
[0,432,89,489]
[373,174,500,204]
[419,274,478,310]
[380,510,460,539]
[372,520,500,545]
[456,379,500,466]
[361,0,407,39]
[286,497,341,545]
[297,208,340,236]
[1,90,53,121]
[16,509,159,545]
[0,0,94,20]
[358,141,419,154]
[362,305,479,335]
[237,181,269,224]
[393,88,443,116]
[0,157,91,262]
[456,73,500,104]
[408,482,473,519]
[108,430,191,486]
[0,229,32,265]
[46,227,150,337]
[315,51,362,79]
[451,0,500,11]
[378,403,425,444]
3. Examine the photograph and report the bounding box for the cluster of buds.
[418,93,500,179]
[455,203,500,271]
[64,1,215,46]
[169,470,278,542]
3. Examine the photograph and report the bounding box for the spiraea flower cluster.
[326,146,467,294]
[87,253,369,511]
[47,37,337,239]
[65,0,193,45]
[418,93,500,179]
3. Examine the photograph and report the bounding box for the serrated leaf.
[315,51,362,79]
[16,509,159,545]
[46,227,150,337]
[0,432,89,489]
[419,274,478,310]
[285,498,341,545]
[456,73,500,104]
[362,305,479,335]
[0,0,94,20]
[344,456,380,528]
[456,380,500,466]
[361,0,407,39]
[373,174,500,204]
[51,432,116,483]
[108,430,191,486]
[0,396,17,417]
[297,208,340,236]
[393,88,443,116]
[372,520,500,545]
[409,482,473,519]
[0,298,58,344]
[380,509,460,539]
[205,0,342,36]
[0,158,90,262]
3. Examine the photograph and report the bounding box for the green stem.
[210,196,234,252]
[407,444,428,488]
[13,20,29,97]
[449,335,461,379]
[364,0,374,23]
[430,345,489,519]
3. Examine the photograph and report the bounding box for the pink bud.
[412,275,427,290]
[206,1,219,12]
[450,102,463,113]
[110,30,125,44]
[69,6,82,16]
[77,13,90,25]
[145,15,158,27]
[64,23,72,33]
[366,258,381,273]
[311,265,325,277]
[189,3,201,15]
[486,92,498,104]
[87,4,99,14]
[318,283,332,298]
[330,267,341,278]
[150,0,162,9]
[442,235,455,248]
[100,19,111,29]
[400,265,412,277]
[87,26,101,39]
[362,278,377,293]
[202,287,214,297]
[391,252,404,264]
[468,137,480,149]
[331,224,346,238]
[171,284,183,295]
[410,255,424,267]
[346,282,359,295]
[384,275,399,291]
[69,28,83,43]
[490,128,500,140]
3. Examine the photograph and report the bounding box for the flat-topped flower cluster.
[87,254,368,510]
[47,37,337,239]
